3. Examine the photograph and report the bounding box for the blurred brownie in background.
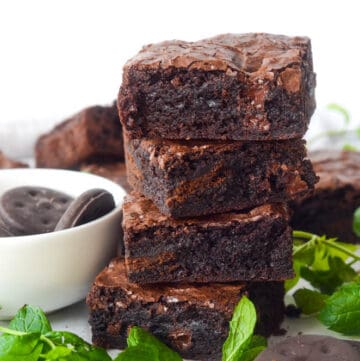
[80,162,131,192]
[35,102,124,169]
[0,151,28,169]
[291,150,360,243]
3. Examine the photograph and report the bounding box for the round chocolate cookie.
[0,186,73,236]
[255,335,360,361]
[0,217,13,237]
[55,188,115,231]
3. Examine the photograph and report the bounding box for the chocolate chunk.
[255,335,360,361]
[55,188,115,231]
[0,186,73,236]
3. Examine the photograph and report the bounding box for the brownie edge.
[87,258,285,360]
[123,192,294,283]
[125,136,318,218]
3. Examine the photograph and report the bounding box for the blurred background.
[0,0,359,158]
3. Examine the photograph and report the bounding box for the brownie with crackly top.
[86,257,285,360]
[291,150,360,243]
[122,192,293,283]
[35,102,124,169]
[125,135,318,218]
[118,33,316,140]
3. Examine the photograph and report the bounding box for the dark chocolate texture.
[35,102,124,169]
[125,136,318,218]
[123,192,293,283]
[87,258,285,361]
[119,33,316,140]
[255,335,360,361]
[291,150,360,243]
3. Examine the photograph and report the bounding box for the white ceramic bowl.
[0,168,125,320]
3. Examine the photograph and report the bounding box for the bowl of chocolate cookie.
[0,168,126,319]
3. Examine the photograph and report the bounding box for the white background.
[0,0,359,157]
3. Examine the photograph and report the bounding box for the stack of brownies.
[87,33,318,360]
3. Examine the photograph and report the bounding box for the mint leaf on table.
[44,331,112,361]
[293,288,328,315]
[239,335,267,361]
[114,344,159,361]
[0,333,43,361]
[8,305,51,334]
[353,206,360,237]
[222,296,266,361]
[288,231,360,292]
[126,326,181,361]
[319,281,360,335]
[300,256,357,294]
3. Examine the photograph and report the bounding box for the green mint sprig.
[222,296,266,361]
[288,229,360,336]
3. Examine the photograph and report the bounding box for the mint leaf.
[240,335,267,361]
[9,305,51,334]
[353,207,360,237]
[327,103,351,125]
[45,331,112,361]
[127,327,181,361]
[301,257,357,294]
[319,281,360,335]
[293,288,328,315]
[44,346,72,359]
[342,144,358,151]
[222,296,258,361]
[357,128,360,139]
[114,345,159,361]
[0,333,43,361]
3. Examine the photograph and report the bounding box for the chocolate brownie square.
[291,150,360,243]
[0,151,28,169]
[81,162,131,192]
[87,258,285,361]
[35,102,124,169]
[125,135,318,218]
[123,192,293,283]
[118,33,316,140]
